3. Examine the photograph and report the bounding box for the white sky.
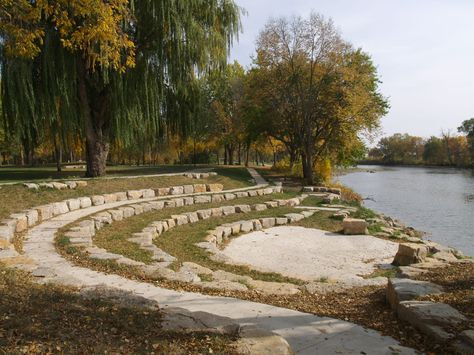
[229,0,474,139]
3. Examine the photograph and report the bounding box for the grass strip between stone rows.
[0,167,252,221]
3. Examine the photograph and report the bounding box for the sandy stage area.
[222,226,398,285]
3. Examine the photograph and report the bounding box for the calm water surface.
[338,165,474,256]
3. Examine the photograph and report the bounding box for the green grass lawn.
[0,169,251,221]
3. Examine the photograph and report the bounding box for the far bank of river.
[338,165,474,256]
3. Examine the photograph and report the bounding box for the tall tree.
[0,0,241,176]
[248,13,388,183]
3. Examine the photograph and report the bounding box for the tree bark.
[245,144,250,167]
[77,60,110,177]
[301,151,314,185]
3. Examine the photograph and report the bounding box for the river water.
[338,165,474,256]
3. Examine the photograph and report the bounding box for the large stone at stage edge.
[343,218,367,235]
[386,278,444,310]
[397,301,468,342]
[392,243,429,266]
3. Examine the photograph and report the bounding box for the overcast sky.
[229,0,474,139]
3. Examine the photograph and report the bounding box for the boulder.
[196,209,212,220]
[183,212,199,223]
[275,217,288,226]
[230,222,241,235]
[164,200,176,208]
[387,278,444,310]
[397,301,468,341]
[0,225,15,242]
[115,192,128,201]
[211,194,224,203]
[130,204,144,215]
[235,191,249,198]
[224,193,236,201]
[65,181,77,189]
[393,243,429,266]
[149,201,165,210]
[265,201,279,208]
[10,213,28,232]
[172,215,189,226]
[248,190,258,197]
[183,197,194,206]
[454,329,474,355]
[65,199,81,211]
[52,182,68,190]
[343,218,368,235]
[286,198,301,207]
[252,219,263,231]
[103,193,118,204]
[24,183,39,190]
[76,181,88,187]
[173,198,184,207]
[109,209,124,221]
[23,209,39,227]
[79,197,92,208]
[211,207,223,217]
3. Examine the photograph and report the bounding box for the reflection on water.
[338,165,474,256]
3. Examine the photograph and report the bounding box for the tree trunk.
[237,142,241,165]
[77,60,111,177]
[224,146,228,165]
[227,145,234,165]
[245,144,250,167]
[301,152,313,185]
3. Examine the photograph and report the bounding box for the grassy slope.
[0,168,251,221]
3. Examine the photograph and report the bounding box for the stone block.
[91,195,105,206]
[211,194,224,203]
[24,209,39,226]
[170,186,184,195]
[265,201,278,208]
[343,218,368,235]
[224,193,236,200]
[24,182,39,190]
[9,213,27,233]
[285,213,305,223]
[286,198,301,207]
[52,182,68,190]
[173,198,184,207]
[109,209,124,221]
[248,190,258,197]
[193,184,207,193]
[263,187,274,195]
[127,190,143,200]
[275,217,288,226]
[235,191,249,198]
[65,181,77,189]
[166,218,176,229]
[103,193,118,204]
[200,173,210,178]
[222,206,236,216]
[197,209,212,220]
[183,197,194,205]
[79,197,92,208]
[183,185,194,194]
[260,217,275,228]
[149,201,165,210]
[141,203,153,212]
[302,186,314,192]
[66,199,81,211]
[115,191,128,201]
[215,226,232,239]
[172,215,188,226]
[195,195,211,204]
[230,222,241,235]
[164,200,176,208]
[161,221,169,232]
[141,189,155,198]
[253,204,267,211]
[183,212,199,223]
[397,301,467,341]
[240,221,254,233]
[235,205,251,213]
[155,187,170,196]
[393,243,429,266]
[76,181,88,187]
[36,205,53,221]
[273,185,283,193]
[207,183,223,192]
[211,207,223,217]
[387,278,444,310]
[329,187,342,195]
[130,204,144,215]
[0,224,15,242]
[52,202,69,215]
[252,219,263,231]
[119,206,135,218]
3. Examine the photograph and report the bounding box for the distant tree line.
[366,119,474,167]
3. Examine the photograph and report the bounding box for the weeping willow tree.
[0,0,241,176]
